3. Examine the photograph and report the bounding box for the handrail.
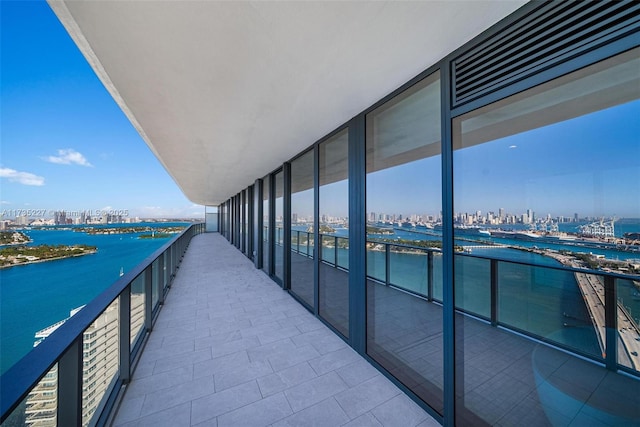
[0,223,205,424]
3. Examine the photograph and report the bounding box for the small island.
[74,226,185,235]
[368,237,464,253]
[0,244,97,269]
[139,233,172,239]
[0,231,31,246]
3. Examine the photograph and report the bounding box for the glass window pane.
[453,48,640,425]
[617,278,640,370]
[274,171,284,283]
[290,150,315,307]
[262,176,270,273]
[366,72,443,414]
[319,130,349,337]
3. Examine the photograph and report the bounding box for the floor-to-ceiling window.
[453,47,640,426]
[262,175,270,274]
[290,150,315,307]
[365,71,444,414]
[240,190,246,254]
[245,188,249,255]
[274,170,285,284]
[319,129,350,337]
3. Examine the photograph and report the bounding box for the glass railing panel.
[336,237,349,270]
[3,364,59,427]
[321,235,336,265]
[291,231,300,254]
[162,251,169,289]
[499,262,602,359]
[151,258,160,308]
[389,245,428,297]
[82,299,119,426]
[366,241,386,283]
[616,278,640,371]
[306,234,314,258]
[130,273,146,347]
[432,252,443,301]
[455,255,490,318]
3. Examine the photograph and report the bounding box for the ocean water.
[0,224,186,374]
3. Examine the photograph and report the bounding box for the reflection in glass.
[130,273,145,346]
[319,130,349,336]
[617,278,640,371]
[21,364,58,426]
[455,255,490,318]
[243,189,249,255]
[82,299,119,425]
[274,171,284,283]
[453,48,640,425]
[290,150,315,307]
[239,190,245,253]
[365,72,443,414]
[262,175,270,273]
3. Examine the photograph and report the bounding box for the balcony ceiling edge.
[47,0,525,206]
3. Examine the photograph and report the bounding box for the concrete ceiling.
[48,0,526,206]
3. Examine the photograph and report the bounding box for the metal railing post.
[334,236,338,266]
[385,243,390,286]
[57,337,83,426]
[490,259,498,326]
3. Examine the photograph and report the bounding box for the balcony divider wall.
[218,3,640,425]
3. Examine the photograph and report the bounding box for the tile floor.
[112,233,440,427]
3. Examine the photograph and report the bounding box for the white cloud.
[0,168,45,186]
[1,200,11,205]
[43,149,93,167]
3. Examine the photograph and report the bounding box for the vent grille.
[452,0,640,107]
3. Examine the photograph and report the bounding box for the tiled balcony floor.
[113,233,440,427]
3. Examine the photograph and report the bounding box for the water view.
[0,223,189,374]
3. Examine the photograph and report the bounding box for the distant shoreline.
[0,250,97,270]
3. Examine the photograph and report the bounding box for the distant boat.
[119,267,124,277]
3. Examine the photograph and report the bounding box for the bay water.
[0,224,186,374]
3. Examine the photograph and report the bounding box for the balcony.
[112,232,439,426]
[284,230,640,424]
[2,222,639,426]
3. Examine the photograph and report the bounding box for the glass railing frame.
[0,223,205,426]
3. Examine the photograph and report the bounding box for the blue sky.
[1,1,202,219]
[290,97,640,220]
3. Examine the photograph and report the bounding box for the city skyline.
[1,2,203,219]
